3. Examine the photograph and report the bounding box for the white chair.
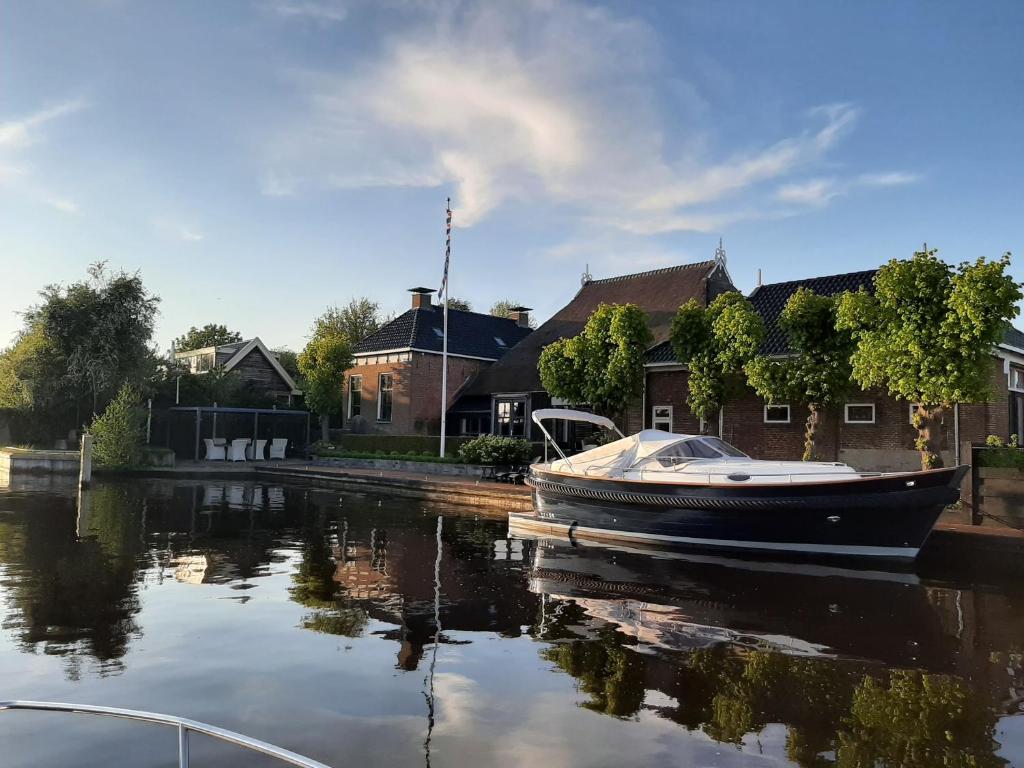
[228,438,249,462]
[246,439,268,461]
[268,438,288,459]
[213,437,226,446]
[203,439,225,461]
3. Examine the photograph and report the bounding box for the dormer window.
[494,336,506,347]
[433,328,444,338]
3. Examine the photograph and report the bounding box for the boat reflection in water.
[514,527,1023,765]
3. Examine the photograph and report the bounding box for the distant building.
[174,337,301,404]
[644,268,1024,470]
[449,257,735,440]
[342,288,532,435]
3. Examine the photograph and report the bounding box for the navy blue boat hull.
[517,465,969,560]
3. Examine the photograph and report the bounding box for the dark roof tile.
[352,306,531,360]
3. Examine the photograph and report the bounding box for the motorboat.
[517,409,968,560]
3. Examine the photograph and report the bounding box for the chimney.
[509,306,532,328]
[408,287,434,310]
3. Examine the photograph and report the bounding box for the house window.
[1011,366,1024,391]
[651,405,673,431]
[495,398,526,437]
[764,404,790,424]
[459,415,490,436]
[845,403,875,424]
[377,373,393,422]
[348,376,362,418]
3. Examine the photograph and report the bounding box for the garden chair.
[268,438,288,459]
[246,439,268,461]
[228,438,249,462]
[203,438,225,461]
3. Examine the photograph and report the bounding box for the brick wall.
[645,357,1011,464]
[344,353,490,435]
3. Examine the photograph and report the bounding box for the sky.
[2,0,1022,353]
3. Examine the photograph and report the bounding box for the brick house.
[174,336,301,404]
[342,288,532,435]
[643,269,1024,471]
[449,255,735,440]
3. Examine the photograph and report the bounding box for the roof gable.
[464,261,723,395]
[222,337,300,394]
[352,306,531,360]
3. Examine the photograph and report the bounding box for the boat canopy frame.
[531,408,625,467]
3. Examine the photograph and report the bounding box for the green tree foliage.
[746,288,855,460]
[273,348,299,379]
[312,297,386,345]
[669,292,764,432]
[444,297,472,311]
[0,264,159,427]
[171,323,241,352]
[837,249,1020,469]
[538,303,652,418]
[490,299,536,327]
[298,321,353,441]
[90,383,146,468]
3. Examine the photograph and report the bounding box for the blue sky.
[2,0,1022,352]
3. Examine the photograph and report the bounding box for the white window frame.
[651,405,673,432]
[377,373,393,422]
[763,404,791,424]
[348,375,362,419]
[1010,366,1024,392]
[844,403,875,424]
[909,404,921,425]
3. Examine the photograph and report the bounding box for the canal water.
[0,478,1021,767]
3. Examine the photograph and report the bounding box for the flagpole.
[439,199,451,459]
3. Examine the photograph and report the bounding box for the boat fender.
[567,521,579,545]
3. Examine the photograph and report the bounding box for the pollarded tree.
[538,303,652,419]
[298,330,353,442]
[746,288,855,460]
[837,248,1021,469]
[669,292,764,433]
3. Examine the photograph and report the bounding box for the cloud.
[259,2,910,233]
[263,0,347,24]
[775,170,920,209]
[153,217,205,242]
[42,195,81,214]
[0,99,88,149]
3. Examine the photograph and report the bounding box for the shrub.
[457,435,532,466]
[978,434,1024,469]
[90,383,146,469]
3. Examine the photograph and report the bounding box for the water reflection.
[0,478,1020,767]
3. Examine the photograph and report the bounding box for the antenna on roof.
[714,238,727,268]
[757,268,763,287]
[581,263,592,286]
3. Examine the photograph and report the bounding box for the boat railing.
[0,700,333,768]
[633,468,884,484]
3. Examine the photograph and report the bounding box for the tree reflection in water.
[538,600,1005,767]
[0,485,145,678]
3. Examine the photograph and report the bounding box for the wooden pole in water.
[79,433,93,489]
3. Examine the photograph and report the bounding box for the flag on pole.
[439,198,451,299]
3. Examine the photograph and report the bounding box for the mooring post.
[79,433,93,489]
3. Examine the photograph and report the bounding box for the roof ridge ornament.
[581,263,592,286]
[715,237,727,268]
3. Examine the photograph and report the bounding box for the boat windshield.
[700,436,748,458]
[641,436,746,467]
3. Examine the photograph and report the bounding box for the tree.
[172,324,241,352]
[538,303,651,418]
[3,263,159,424]
[90,383,146,468]
[444,297,472,311]
[311,298,385,345]
[669,292,764,433]
[837,248,1020,469]
[273,348,300,379]
[746,288,855,460]
[491,299,537,328]
[298,320,353,441]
